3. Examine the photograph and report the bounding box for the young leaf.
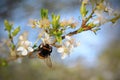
[40,8,48,19]
[4,20,12,32]
[80,1,88,18]
[56,36,62,43]
[12,26,20,36]
[51,13,60,29]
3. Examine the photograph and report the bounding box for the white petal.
[61,53,68,59]
[70,45,74,50]
[65,36,71,40]
[24,40,32,46]
[75,42,80,47]
[21,49,28,56]
[45,33,50,39]
[20,41,25,45]
[41,38,45,44]
[93,20,100,24]
[17,47,24,51]
[19,35,23,40]
[65,41,70,47]
[27,47,34,52]
[57,47,64,53]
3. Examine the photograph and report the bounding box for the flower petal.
[24,40,32,46]
[57,47,64,53]
[65,41,70,47]
[45,32,50,39]
[41,38,45,44]
[21,49,28,56]
[27,47,34,52]
[17,47,24,51]
[20,41,25,45]
[65,36,71,40]
[61,53,68,59]
[19,35,24,40]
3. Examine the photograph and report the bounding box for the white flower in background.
[65,36,72,40]
[17,35,33,56]
[94,10,108,25]
[61,53,68,59]
[65,35,80,47]
[57,35,80,59]
[57,46,70,59]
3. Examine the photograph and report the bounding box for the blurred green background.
[0,0,120,80]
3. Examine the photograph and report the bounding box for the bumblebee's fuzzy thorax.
[38,43,52,59]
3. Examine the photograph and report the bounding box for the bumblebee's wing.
[44,56,52,68]
[28,51,38,58]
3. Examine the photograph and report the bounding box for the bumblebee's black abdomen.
[38,49,50,58]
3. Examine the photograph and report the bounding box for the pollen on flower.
[60,18,77,28]
[38,18,50,28]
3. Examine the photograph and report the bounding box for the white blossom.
[17,35,33,56]
[61,53,68,59]
[57,46,70,59]
[94,10,108,24]
[57,36,80,59]
[19,35,24,40]
[65,36,72,40]
[41,32,55,44]
[57,47,64,53]
[65,41,71,47]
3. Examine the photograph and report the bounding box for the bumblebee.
[38,43,52,59]
[37,43,52,68]
[28,43,52,67]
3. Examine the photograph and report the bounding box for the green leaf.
[4,20,12,32]
[80,1,88,18]
[57,30,62,36]
[51,13,60,29]
[56,36,62,43]
[40,8,48,19]
[12,26,20,36]
[11,43,15,50]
